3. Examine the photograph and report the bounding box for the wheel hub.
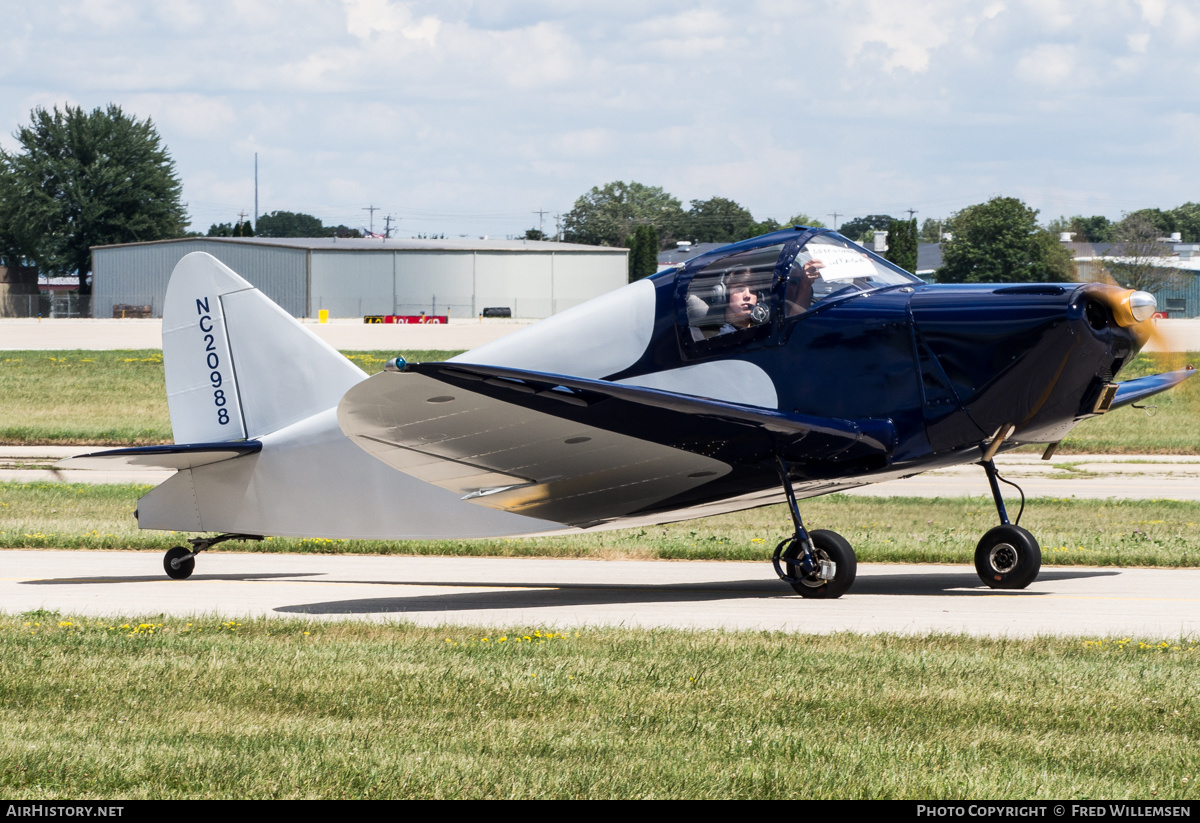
[989,542,1018,574]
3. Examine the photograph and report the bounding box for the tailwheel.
[163,546,195,580]
[974,524,1041,589]
[159,533,264,579]
[779,529,857,599]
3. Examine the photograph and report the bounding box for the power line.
[362,204,379,234]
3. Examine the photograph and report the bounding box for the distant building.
[91,236,628,320]
[656,241,727,272]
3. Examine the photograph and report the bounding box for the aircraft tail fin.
[162,252,366,443]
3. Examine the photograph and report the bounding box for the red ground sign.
[363,315,448,324]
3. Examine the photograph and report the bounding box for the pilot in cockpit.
[718,267,761,334]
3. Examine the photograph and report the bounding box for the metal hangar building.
[91,236,628,319]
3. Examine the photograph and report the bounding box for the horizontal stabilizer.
[1111,367,1196,410]
[57,442,262,471]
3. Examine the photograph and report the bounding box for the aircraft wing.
[337,362,896,527]
[1111,366,1196,410]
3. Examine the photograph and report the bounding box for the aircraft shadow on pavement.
[20,572,326,585]
[274,567,1121,615]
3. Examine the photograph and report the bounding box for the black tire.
[783,529,857,599]
[974,525,1041,589]
[164,546,195,580]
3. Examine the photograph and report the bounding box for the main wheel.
[164,546,195,580]
[782,529,857,599]
[974,525,1041,589]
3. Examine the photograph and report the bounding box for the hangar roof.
[92,236,625,253]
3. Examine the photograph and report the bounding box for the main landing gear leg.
[163,533,264,580]
[974,459,1041,589]
[771,455,857,598]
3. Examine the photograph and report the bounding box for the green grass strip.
[1,616,1197,799]
[0,350,463,444]
[4,482,1200,567]
[0,350,1198,451]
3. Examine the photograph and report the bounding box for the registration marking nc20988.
[196,297,231,426]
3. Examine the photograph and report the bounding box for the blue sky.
[2,0,1197,238]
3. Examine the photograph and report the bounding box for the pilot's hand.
[801,259,825,280]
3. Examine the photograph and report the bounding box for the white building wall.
[309,251,393,317]
[92,239,628,320]
[552,252,627,314]
[393,252,475,317]
[473,252,554,319]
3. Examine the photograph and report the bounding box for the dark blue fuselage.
[602,228,1143,516]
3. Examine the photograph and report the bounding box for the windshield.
[784,233,919,318]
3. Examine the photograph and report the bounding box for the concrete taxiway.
[3,550,1197,638]
[5,447,1200,500]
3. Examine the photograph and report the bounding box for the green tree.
[837,214,894,241]
[752,218,783,235]
[885,218,918,273]
[1125,208,1175,238]
[625,224,659,282]
[1167,203,1200,242]
[523,227,547,241]
[780,212,827,229]
[1101,213,1181,293]
[563,181,684,247]
[257,210,325,238]
[681,196,756,243]
[937,197,1074,283]
[919,218,944,243]
[0,104,186,294]
[1071,215,1114,244]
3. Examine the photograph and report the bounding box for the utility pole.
[905,208,918,222]
[828,211,841,231]
[533,208,549,238]
[383,214,397,238]
[554,213,563,242]
[363,204,379,234]
[254,153,258,225]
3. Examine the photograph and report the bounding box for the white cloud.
[847,0,951,73]
[2,0,1199,234]
[343,0,440,43]
[1136,0,1167,26]
[1015,43,1079,87]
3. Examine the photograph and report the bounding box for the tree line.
[0,105,366,297]
[0,104,1192,295]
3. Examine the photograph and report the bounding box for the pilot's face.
[726,282,757,328]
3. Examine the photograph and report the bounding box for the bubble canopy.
[679,231,920,343]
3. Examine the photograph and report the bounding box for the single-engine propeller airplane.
[63,226,1194,597]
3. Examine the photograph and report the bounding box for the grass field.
[0,350,461,444]
[0,349,1197,451]
[5,481,1200,567]
[2,616,1196,799]
[3,350,1198,800]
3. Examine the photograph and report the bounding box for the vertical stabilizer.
[163,252,366,443]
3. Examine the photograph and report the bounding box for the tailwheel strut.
[163,533,264,580]
[974,458,1040,590]
[770,455,857,599]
